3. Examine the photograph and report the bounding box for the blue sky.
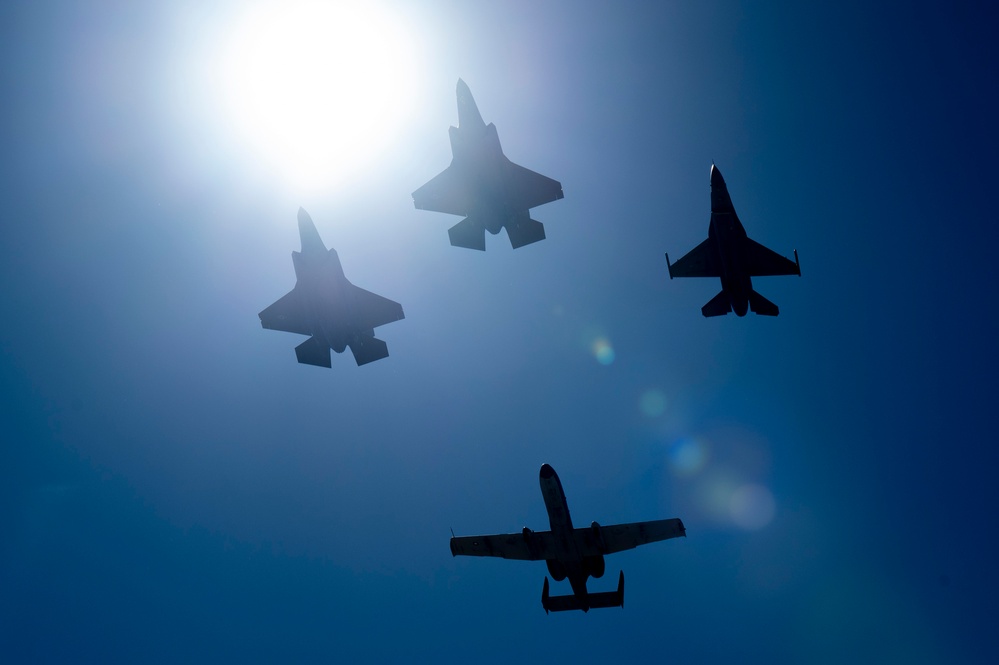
[2,1,998,662]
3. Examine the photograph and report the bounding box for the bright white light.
[216,1,420,191]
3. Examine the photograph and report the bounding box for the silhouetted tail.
[448,217,486,251]
[701,290,732,317]
[748,289,779,316]
[506,217,545,249]
[349,336,390,366]
[295,336,332,368]
[541,572,624,614]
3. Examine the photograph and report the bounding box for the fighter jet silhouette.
[450,464,685,613]
[666,165,800,316]
[259,208,404,367]
[412,79,564,250]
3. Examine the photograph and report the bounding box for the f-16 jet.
[259,208,404,367]
[412,79,564,250]
[666,165,800,316]
[450,463,685,613]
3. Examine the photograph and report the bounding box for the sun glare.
[216,1,420,192]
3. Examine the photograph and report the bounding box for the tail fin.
[295,336,332,368]
[541,572,625,614]
[506,217,546,249]
[349,336,390,366]
[297,208,328,254]
[448,217,487,251]
[701,290,732,317]
[455,79,485,131]
[586,571,625,610]
[748,289,779,316]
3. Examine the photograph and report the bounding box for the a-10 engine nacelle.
[546,558,567,581]
[586,521,606,578]
[584,555,605,579]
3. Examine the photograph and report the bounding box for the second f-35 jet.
[259,208,404,367]
[412,79,564,250]
[666,165,800,316]
[450,464,685,613]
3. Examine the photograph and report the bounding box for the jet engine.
[584,555,606,579]
[546,559,567,582]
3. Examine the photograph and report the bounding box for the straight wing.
[667,238,721,278]
[350,286,404,331]
[574,518,685,556]
[450,529,557,561]
[744,238,800,276]
[259,288,311,335]
[412,165,472,216]
[505,161,564,210]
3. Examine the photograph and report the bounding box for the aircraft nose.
[540,463,556,479]
[710,163,723,184]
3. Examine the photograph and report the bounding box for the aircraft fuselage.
[540,463,604,610]
[708,212,754,317]
[448,123,521,236]
[292,250,370,353]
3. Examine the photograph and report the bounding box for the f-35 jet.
[259,208,404,367]
[412,79,564,250]
[666,165,800,316]
[450,464,685,613]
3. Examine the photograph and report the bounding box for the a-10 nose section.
[540,463,556,480]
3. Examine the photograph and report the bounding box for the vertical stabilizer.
[298,207,327,254]
[456,79,485,131]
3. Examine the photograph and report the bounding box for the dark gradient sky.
[2,1,998,663]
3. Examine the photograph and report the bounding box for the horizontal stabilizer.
[448,217,486,251]
[349,336,389,366]
[542,572,624,614]
[748,289,779,316]
[295,336,332,368]
[506,217,545,249]
[701,290,732,317]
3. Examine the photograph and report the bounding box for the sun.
[215,1,420,192]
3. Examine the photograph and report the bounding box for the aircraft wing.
[667,238,721,278]
[505,161,564,210]
[259,288,311,335]
[450,529,558,561]
[412,165,473,216]
[576,518,686,556]
[744,238,800,276]
[350,285,404,331]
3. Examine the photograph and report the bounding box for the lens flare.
[639,389,666,417]
[729,483,776,530]
[592,338,615,365]
[668,438,708,475]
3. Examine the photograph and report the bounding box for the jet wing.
[744,238,800,276]
[412,165,473,216]
[450,530,557,561]
[575,518,686,556]
[667,238,721,278]
[259,288,311,335]
[505,161,564,210]
[350,285,404,331]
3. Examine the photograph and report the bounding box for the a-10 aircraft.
[450,464,685,613]
[412,79,564,250]
[259,208,404,367]
[666,164,800,316]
